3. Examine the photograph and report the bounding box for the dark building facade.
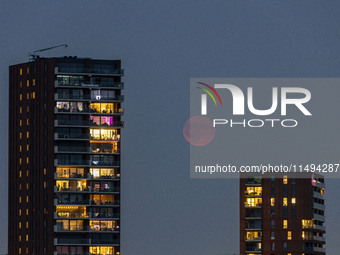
[9,57,123,255]
[240,174,325,255]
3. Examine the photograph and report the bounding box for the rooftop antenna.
[29,44,68,61]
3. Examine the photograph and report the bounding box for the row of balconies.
[54,93,124,102]
[54,186,120,193]
[54,172,120,180]
[55,79,124,89]
[54,211,120,220]
[54,146,119,154]
[56,66,124,76]
[54,119,123,128]
[54,199,120,206]
[54,225,120,233]
[313,191,325,200]
[54,159,120,167]
[54,238,119,246]
[55,107,124,115]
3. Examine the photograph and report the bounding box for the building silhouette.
[8,57,123,255]
[240,174,325,255]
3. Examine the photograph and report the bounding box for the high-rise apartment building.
[240,174,325,255]
[9,57,124,255]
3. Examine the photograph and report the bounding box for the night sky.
[1,1,340,254]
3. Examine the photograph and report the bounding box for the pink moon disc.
[183,116,216,146]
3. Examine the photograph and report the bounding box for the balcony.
[54,198,90,206]
[313,202,325,211]
[313,213,325,221]
[91,200,120,206]
[91,160,120,167]
[313,224,326,231]
[55,93,124,102]
[91,187,120,193]
[314,181,325,189]
[55,186,91,193]
[90,212,120,219]
[244,203,262,208]
[55,79,124,89]
[54,225,90,232]
[55,133,91,140]
[54,238,91,245]
[55,146,91,154]
[54,159,91,167]
[56,66,124,76]
[90,174,120,180]
[313,235,326,242]
[312,191,325,200]
[55,172,90,179]
[55,107,124,116]
[54,211,90,219]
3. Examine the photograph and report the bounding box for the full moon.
[183,116,216,146]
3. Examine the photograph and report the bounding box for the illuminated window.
[44,168,46,175]
[287,231,292,240]
[271,198,275,206]
[26,80,29,87]
[302,220,313,229]
[19,158,22,165]
[19,145,22,152]
[302,231,305,239]
[245,231,262,241]
[26,222,28,228]
[33,79,35,86]
[26,235,28,241]
[19,196,21,203]
[20,94,22,101]
[19,171,22,178]
[32,92,35,99]
[27,93,29,100]
[19,222,21,229]
[26,158,29,164]
[20,120,22,126]
[20,107,22,114]
[20,68,22,75]
[291,198,296,204]
[19,235,21,242]
[246,187,262,196]
[27,131,29,138]
[20,132,22,139]
[26,196,28,203]
[27,106,29,112]
[283,220,288,229]
[26,209,28,215]
[19,248,21,254]
[27,67,29,74]
[283,175,288,184]
[27,145,29,151]
[19,209,21,216]
[19,184,21,190]
[27,119,29,125]
[27,170,29,177]
[283,198,288,206]
[245,198,262,207]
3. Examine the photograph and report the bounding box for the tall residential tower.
[9,57,124,255]
[240,174,326,255]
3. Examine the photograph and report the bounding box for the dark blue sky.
[1,1,340,254]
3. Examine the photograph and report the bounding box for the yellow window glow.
[283,198,288,206]
[292,198,296,204]
[26,80,29,87]
[283,220,288,229]
[20,68,22,75]
[271,198,275,206]
[283,175,288,184]
[287,231,292,240]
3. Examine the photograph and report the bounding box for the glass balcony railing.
[56,80,124,89]
[91,200,120,206]
[55,119,124,128]
[91,161,120,167]
[55,93,124,101]
[55,107,124,115]
[55,199,90,205]
[55,212,90,218]
[55,133,91,140]
[55,238,91,245]
[57,67,124,75]
[90,212,120,219]
[55,159,91,166]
